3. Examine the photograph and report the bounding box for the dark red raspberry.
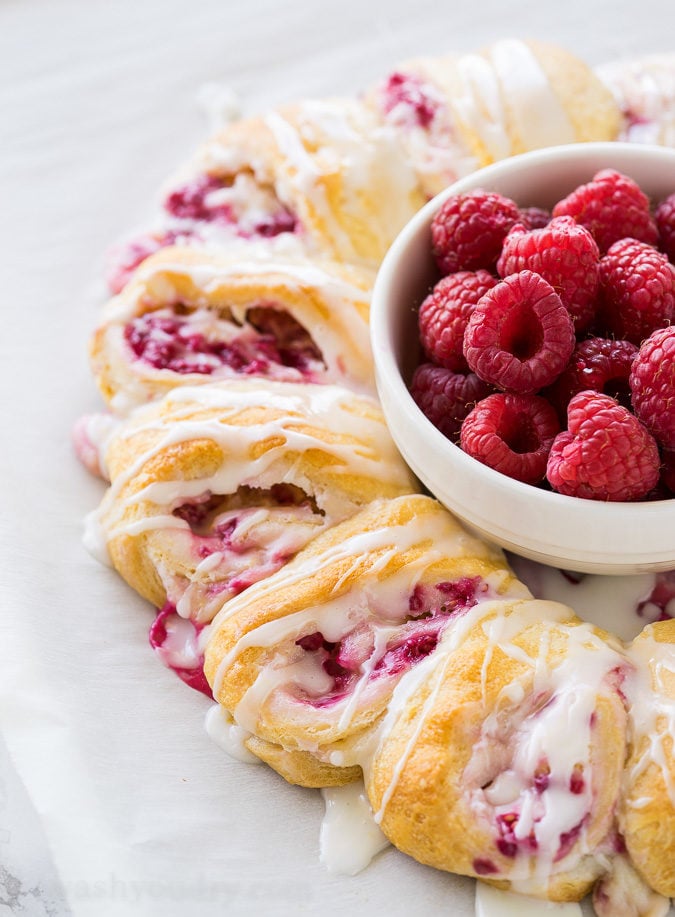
[545,337,637,422]
[410,364,493,441]
[546,391,660,501]
[463,270,575,394]
[518,207,551,230]
[418,270,498,372]
[598,238,675,344]
[661,450,675,495]
[497,216,600,332]
[552,169,658,254]
[655,192,675,263]
[630,326,675,450]
[431,191,521,275]
[459,392,560,484]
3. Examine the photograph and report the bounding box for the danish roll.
[365,598,630,902]
[596,54,675,147]
[366,39,621,197]
[621,620,675,898]
[86,379,417,626]
[91,247,375,414]
[106,98,424,291]
[204,495,529,787]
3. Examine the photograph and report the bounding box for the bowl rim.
[371,142,675,569]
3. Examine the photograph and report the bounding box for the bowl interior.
[372,142,675,574]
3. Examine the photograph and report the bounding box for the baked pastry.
[87,379,417,626]
[620,620,675,898]
[365,597,630,902]
[75,32,675,917]
[90,246,375,414]
[204,494,530,787]
[106,98,425,291]
[365,39,621,197]
[596,54,675,146]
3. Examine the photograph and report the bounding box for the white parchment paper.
[1,1,674,914]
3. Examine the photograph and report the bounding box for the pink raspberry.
[431,191,521,275]
[418,270,497,372]
[460,392,560,484]
[630,326,675,450]
[552,169,658,254]
[598,238,675,344]
[546,391,660,501]
[410,364,493,441]
[655,192,675,263]
[545,337,637,422]
[497,216,600,332]
[463,270,575,394]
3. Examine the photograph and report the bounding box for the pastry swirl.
[91,246,375,414]
[87,379,417,625]
[204,494,530,787]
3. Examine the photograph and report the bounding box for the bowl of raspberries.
[371,142,675,573]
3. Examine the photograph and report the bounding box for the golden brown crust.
[90,246,376,413]
[366,600,628,901]
[205,494,528,787]
[622,620,675,897]
[525,40,621,145]
[94,380,418,619]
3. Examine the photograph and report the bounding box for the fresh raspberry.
[655,192,675,263]
[418,270,498,371]
[460,392,560,484]
[410,364,493,441]
[546,391,660,501]
[552,169,659,254]
[431,191,521,275]
[463,270,575,394]
[598,238,675,344]
[545,337,637,422]
[497,216,600,332]
[518,207,551,230]
[630,326,675,450]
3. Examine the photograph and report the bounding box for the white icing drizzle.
[451,40,576,163]
[595,54,675,146]
[474,882,583,916]
[88,382,413,610]
[264,99,420,261]
[204,703,261,764]
[487,40,575,150]
[319,781,390,875]
[625,627,675,807]
[367,598,629,888]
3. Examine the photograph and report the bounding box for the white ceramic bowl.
[371,142,675,574]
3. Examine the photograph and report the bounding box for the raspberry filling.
[124,305,325,379]
[380,71,441,129]
[163,172,298,239]
[292,576,484,707]
[173,483,321,559]
[148,602,212,697]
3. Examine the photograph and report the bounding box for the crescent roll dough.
[596,53,675,147]
[91,246,375,414]
[365,598,630,902]
[365,39,620,196]
[621,620,675,898]
[204,494,529,788]
[87,380,417,625]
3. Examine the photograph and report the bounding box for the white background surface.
[2,1,674,915]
